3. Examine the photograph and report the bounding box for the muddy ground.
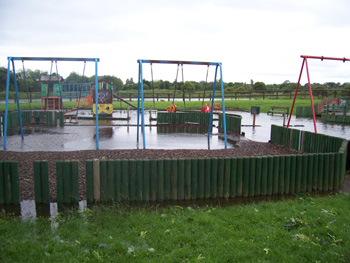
[0,140,310,201]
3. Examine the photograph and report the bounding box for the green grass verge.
[1,194,349,262]
[0,99,321,113]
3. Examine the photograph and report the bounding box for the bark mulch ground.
[1,141,301,201]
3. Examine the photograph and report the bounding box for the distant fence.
[114,89,350,101]
[1,89,350,103]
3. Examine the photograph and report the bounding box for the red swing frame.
[287,55,350,133]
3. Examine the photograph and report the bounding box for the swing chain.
[22,60,32,113]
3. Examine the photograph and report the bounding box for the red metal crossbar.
[301,55,350,62]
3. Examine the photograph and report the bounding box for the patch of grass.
[1,194,349,262]
[0,98,321,113]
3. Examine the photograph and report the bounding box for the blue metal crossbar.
[136,59,227,150]
[138,59,220,66]
[4,57,100,150]
[9,57,99,62]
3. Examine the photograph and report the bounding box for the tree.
[183,81,195,93]
[253,81,266,90]
[65,72,83,83]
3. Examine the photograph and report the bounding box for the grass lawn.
[1,194,349,262]
[0,99,320,113]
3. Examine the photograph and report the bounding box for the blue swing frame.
[136,59,227,150]
[3,57,100,150]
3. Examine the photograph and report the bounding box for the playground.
[0,56,349,207]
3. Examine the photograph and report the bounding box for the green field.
[1,194,349,262]
[0,99,320,113]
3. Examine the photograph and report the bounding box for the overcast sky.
[0,0,349,85]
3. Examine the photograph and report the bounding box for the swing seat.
[214,103,221,111]
[201,105,211,113]
[166,104,177,112]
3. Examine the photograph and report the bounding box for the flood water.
[239,111,350,142]
[1,109,349,152]
[1,110,237,151]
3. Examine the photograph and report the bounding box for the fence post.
[171,159,178,200]
[33,161,49,204]
[243,157,250,197]
[142,160,150,201]
[191,159,198,199]
[93,159,100,202]
[129,159,136,202]
[86,160,93,204]
[249,157,256,197]
[157,159,164,201]
[164,159,171,201]
[136,160,143,201]
[217,158,224,198]
[149,159,157,201]
[204,158,211,199]
[184,159,191,200]
[107,160,115,202]
[100,160,108,202]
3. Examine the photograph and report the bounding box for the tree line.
[1,66,349,94]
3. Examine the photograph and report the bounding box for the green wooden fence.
[2,125,347,205]
[83,125,346,204]
[218,113,241,134]
[1,110,64,131]
[157,111,211,125]
[296,106,317,117]
[56,160,79,204]
[270,124,347,189]
[86,154,346,204]
[34,160,79,204]
[157,111,242,135]
[0,161,19,205]
[33,161,50,204]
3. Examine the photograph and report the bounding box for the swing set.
[3,57,100,150]
[136,59,228,150]
[287,55,350,132]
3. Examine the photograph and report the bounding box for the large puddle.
[1,110,238,151]
[1,109,349,151]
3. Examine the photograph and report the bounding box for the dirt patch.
[0,140,303,201]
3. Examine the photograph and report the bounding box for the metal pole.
[219,63,227,149]
[208,65,218,150]
[141,61,146,149]
[95,58,99,149]
[137,61,141,149]
[3,58,11,149]
[304,58,318,133]
[11,59,24,140]
[287,58,305,128]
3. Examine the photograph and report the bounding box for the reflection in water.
[157,125,209,134]
[1,110,349,151]
[0,200,87,219]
